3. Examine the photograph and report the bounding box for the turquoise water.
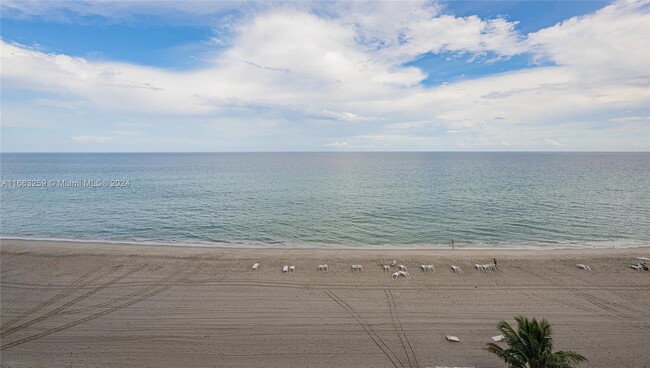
[1,152,648,248]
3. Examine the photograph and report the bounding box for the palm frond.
[486,317,587,368]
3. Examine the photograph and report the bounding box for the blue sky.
[1,1,648,151]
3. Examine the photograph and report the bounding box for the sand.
[1,239,649,368]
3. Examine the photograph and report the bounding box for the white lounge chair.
[483,263,496,272]
[474,264,484,271]
[358,265,363,272]
[630,257,650,271]
[282,265,289,272]
[446,335,460,342]
[421,265,427,271]
[392,271,410,279]
[632,259,649,271]
[428,265,435,271]
[399,265,407,271]
[492,335,505,342]
[451,265,460,273]
[252,263,259,270]
[383,265,390,271]
[352,265,357,271]
[576,263,591,271]
[629,264,643,271]
[289,265,295,272]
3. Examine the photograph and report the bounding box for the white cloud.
[528,0,650,79]
[608,116,650,123]
[0,0,245,24]
[71,135,113,144]
[324,141,350,147]
[393,14,526,61]
[1,0,649,151]
[335,1,526,63]
[545,138,563,147]
[34,98,84,110]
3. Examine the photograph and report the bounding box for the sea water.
[1,152,648,248]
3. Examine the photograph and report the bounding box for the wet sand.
[1,239,649,367]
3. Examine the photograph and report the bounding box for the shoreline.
[2,237,648,253]
[2,239,649,367]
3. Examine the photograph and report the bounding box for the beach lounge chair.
[392,271,410,279]
[383,265,390,271]
[399,265,407,271]
[252,263,259,270]
[317,264,327,271]
[483,263,496,272]
[358,265,363,272]
[446,335,460,342]
[576,263,591,271]
[451,265,460,273]
[629,263,644,271]
[283,265,289,272]
[421,265,427,271]
[352,265,357,271]
[492,335,505,342]
[634,258,649,271]
[289,265,295,272]
[428,265,435,271]
[474,264,484,271]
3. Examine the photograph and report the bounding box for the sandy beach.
[1,239,649,367]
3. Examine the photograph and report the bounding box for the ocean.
[1,152,648,248]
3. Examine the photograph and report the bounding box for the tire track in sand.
[325,289,405,368]
[1,264,146,337]
[60,266,186,316]
[1,260,62,316]
[1,265,107,331]
[1,266,197,351]
[385,290,418,368]
[526,268,644,322]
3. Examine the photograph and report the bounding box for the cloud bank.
[1,0,648,151]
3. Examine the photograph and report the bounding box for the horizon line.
[1,150,649,154]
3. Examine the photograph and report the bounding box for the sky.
[0,0,648,152]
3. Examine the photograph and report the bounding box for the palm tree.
[485,316,587,368]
